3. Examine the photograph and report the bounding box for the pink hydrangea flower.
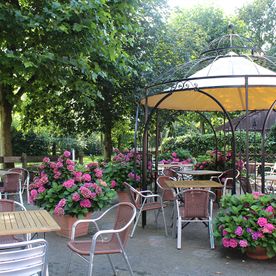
[257,217,268,227]
[99,180,107,186]
[58,198,66,207]
[82,174,91,182]
[171,152,177,158]
[42,157,50,163]
[95,186,102,194]
[239,240,248,248]
[54,172,61,179]
[94,168,103,178]
[72,192,80,202]
[79,186,93,198]
[54,206,64,215]
[67,165,75,171]
[222,229,228,236]
[38,186,46,193]
[229,239,238,248]
[80,199,91,208]
[222,238,230,247]
[66,159,75,165]
[63,150,71,158]
[63,179,75,189]
[265,206,274,213]
[30,189,38,200]
[56,161,63,168]
[111,180,117,188]
[262,223,275,233]
[50,162,56,169]
[74,171,82,182]
[252,191,263,199]
[235,226,243,236]
[40,175,48,184]
[39,164,45,170]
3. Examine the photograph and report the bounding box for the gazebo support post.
[133,104,140,181]
[154,110,160,193]
[142,92,173,227]
[245,77,250,189]
[197,88,236,194]
[261,100,276,193]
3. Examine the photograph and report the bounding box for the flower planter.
[245,246,270,260]
[53,212,92,239]
[117,191,131,202]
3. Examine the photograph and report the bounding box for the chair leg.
[130,209,142,238]
[88,252,95,276]
[107,255,117,276]
[209,220,215,249]
[161,206,168,236]
[177,218,182,249]
[121,249,134,276]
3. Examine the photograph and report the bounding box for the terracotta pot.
[246,246,270,260]
[53,212,92,239]
[117,190,131,202]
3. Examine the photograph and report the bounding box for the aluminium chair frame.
[8,168,30,204]
[0,238,48,276]
[123,182,168,238]
[174,189,216,250]
[0,172,23,206]
[68,202,136,276]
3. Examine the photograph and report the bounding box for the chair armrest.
[139,190,154,195]
[71,219,100,240]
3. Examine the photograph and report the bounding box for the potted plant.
[103,148,151,201]
[214,192,276,259]
[29,151,116,238]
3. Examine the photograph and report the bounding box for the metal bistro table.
[165,180,223,189]
[0,209,60,236]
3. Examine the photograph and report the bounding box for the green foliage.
[214,193,276,258]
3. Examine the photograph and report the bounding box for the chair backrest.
[239,176,252,194]
[8,168,29,187]
[156,176,174,201]
[2,173,22,193]
[219,169,239,183]
[113,202,136,246]
[123,182,140,209]
[0,239,48,276]
[163,168,178,179]
[177,189,215,219]
[0,199,26,212]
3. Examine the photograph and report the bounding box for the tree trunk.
[0,85,14,168]
[103,127,113,162]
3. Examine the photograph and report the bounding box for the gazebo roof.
[141,51,276,112]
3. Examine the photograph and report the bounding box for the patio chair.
[0,238,48,276]
[123,182,168,238]
[162,168,179,180]
[67,202,136,276]
[8,168,30,204]
[0,172,23,205]
[156,176,175,203]
[0,199,30,243]
[173,189,216,249]
[210,169,240,196]
[239,176,252,194]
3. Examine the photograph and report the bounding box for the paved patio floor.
[28,200,276,276]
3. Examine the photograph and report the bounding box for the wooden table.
[165,180,223,189]
[0,209,61,236]
[178,170,222,176]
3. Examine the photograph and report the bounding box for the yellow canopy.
[141,52,276,112]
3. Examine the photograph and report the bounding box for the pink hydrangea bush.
[29,151,116,218]
[214,193,276,258]
[158,149,193,165]
[103,148,150,191]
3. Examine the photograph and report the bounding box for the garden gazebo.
[140,33,276,196]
